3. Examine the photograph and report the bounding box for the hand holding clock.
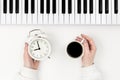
[24,43,40,70]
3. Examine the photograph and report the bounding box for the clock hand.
[37,41,40,50]
[34,49,38,51]
[34,48,40,51]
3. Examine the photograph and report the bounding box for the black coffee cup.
[67,40,84,58]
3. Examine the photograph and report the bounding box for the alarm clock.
[27,29,51,61]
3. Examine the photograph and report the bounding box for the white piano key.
[59,0,64,24]
[54,14,59,24]
[112,16,117,24]
[43,14,49,24]
[17,0,22,24]
[22,0,27,24]
[86,0,90,24]
[96,14,102,24]
[81,14,85,24]
[38,14,43,24]
[27,0,32,24]
[32,0,38,24]
[6,0,11,24]
[64,13,69,24]
[49,0,53,24]
[12,0,16,24]
[75,0,80,24]
[12,14,16,24]
[1,15,6,24]
[1,0,6,24]
[96,0,101,24]
[91,0,96,24]
[117,0,120,24]
[38,0,43,24]
[106,0,112,24]
[112,0,117,24]
[81,0,85,24]
[69,0,75,24]
[49,14,54,24]
[54,0,59,24]
[70,14,74,24]
[102,0,106,24]
[43,0,48,24]
[6,14,11,24]
[64,0,69,24]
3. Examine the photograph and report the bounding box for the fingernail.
[25,43,28,46]
[25,43,27,45]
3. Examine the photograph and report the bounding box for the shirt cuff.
[81,64,97,74]
[20,67,39,80]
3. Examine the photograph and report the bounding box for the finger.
[24,43,28,54]
[24,43,32,61]
[75,38,82,42]
[81,34,96,53]
[34,60,40,66]
[82,39,90,53]
[34,60,40,64]
[24,43,29,62]
[76,36,82,39]
[76,35,90,54]
[75,36,83,42]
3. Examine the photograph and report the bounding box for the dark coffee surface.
[67,42,83,58]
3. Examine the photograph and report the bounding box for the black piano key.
[114,0,118,14]
[10,0,13,13]
[31,0,35,14]
[15,0,19,13]
[52,0,56,14]
[83,0,87,14]
[46,0,50,14]
[68,0,72,14]
[40,0,44,13]
[62,0,65,14]
[77,0,81,14]
[99,0,102,14]
[3,0,7,13]
[25,0,28,13]
[105,0,109,14]
[90,0,93,14]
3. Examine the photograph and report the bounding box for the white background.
[0,25,120,80]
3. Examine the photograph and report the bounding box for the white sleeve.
[15,67,39,80]
[81,64,102,80]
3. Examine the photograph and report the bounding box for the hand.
[76,34,96,67]
[24,43,40,70]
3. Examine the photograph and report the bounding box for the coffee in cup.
[67,39,84,58]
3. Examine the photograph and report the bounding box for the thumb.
[24,43,29,56]
[24,43,31,60]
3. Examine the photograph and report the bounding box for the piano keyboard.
[0,0,120,24]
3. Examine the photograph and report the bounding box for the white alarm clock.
[27,29,51,61]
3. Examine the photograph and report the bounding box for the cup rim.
[67,41,84,59]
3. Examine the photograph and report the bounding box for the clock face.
[29,38,51,60]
